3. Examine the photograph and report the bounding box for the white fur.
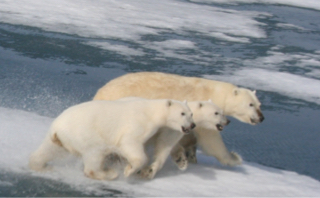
[93,72,264,166]
[29,99,194,180]
[139,100,229,179]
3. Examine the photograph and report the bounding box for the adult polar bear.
[29,99,195,180]
[93,72,264,166]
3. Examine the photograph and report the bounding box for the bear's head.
[165,100,196,134]
[188,100,229,131]
[226,88,264,125]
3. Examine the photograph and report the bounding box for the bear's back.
[94,72,237,102]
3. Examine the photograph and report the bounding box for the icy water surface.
[0,0,320,196]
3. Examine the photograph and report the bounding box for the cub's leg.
[83,149,118,180]
[170,144,188,171]
[121,143,148,178]
[195,128,242,166]
[185,145,197,164]
[179,132,198,163]
[29,133,66,171]
[139,129,184,179]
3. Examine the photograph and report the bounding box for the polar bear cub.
[29,99,195,180]
[138,100,230,179]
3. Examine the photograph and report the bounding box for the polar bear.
[138,100,230,179]
[93,72,264,166]
[29,99,195,180]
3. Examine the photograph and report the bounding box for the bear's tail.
[51,133,63,147]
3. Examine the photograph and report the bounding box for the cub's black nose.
[216,124,223,131]
[226,119,231,125]
[191,123,196,129]
[260,115,265,122]
[257,110,264,123]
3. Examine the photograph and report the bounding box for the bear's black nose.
[191,123,196,129]
[260,115,265,122]
[216,124,223,131]
[226,119,231,125]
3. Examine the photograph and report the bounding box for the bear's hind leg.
[83,150,118,180]
[29,134,65,171]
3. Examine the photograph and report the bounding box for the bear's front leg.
[175,132,198,164]
[220,151,242,166]
[138,165,156,179]
[196,128,242,166]
[170,144,188,171]
[139,128,186,179]
[185,145,197,164]
[121,144,148,178]
[83,151,119,180]
[138,142,173,179]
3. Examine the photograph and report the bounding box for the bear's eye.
[249,103,254,107]
[215,112,219,115]
[181,112,185,116]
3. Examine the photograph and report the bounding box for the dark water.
[0,2,320,196]
[0,171,124,197]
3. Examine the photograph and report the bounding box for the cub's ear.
[208,99,212,102]
[167,100,172,107]
[252,90,256,94]
[199,102,203,108]
[183,100,187,104]
[233,88,239,96]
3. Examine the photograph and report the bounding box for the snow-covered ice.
[0,107,319,196]
[204,68,320,105]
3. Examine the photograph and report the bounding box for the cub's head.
[227,88,264,125]
[165,100,196,134]
[188,100,229,131]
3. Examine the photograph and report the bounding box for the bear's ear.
[183,100,187,104]
[167,100,172,107]
[233,88,239,96]
[199,102,203,108]
[252,90,256,94]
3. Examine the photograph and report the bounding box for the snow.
[204,68,320,105]
[276,23,308,31]
[86,41,146,57]
[1,0,319,69]
[191,0,320,11]
[0,1,320,195]
[0,0,267,41]
[201,45,320,105]
[0,107,319,196]
[0,0,267,62]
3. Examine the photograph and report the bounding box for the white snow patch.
[0,0,267,40]
[151,40,197,50]
[204,68,320,104]
[276,23,308,31]
[190,0,320,11]
[86,41,145,57]
[0,107,320,196]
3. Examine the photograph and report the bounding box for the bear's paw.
[137,166,156,179]
[173,152,188,171]
[185,146,197,164]
[220,151,243,166]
